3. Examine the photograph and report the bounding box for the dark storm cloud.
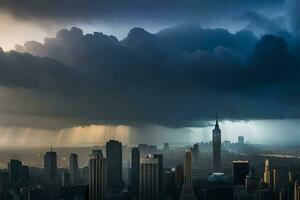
[0,0,285,24]
[238,11,286,34]
[0,25,299,129]
[288,0,300,33]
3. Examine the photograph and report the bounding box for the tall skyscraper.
[295,179,300,200]
[106,140,123,191]
[140,154,159,200]
[232,161,249,185]
[175,165,184,185]
[131,147,140,200]
[154,154,163,200]
[89,150,105,200]
[263,159,271,187]
[8,159,22,184]
[0,172,9,195]
[212,116,221,172]
[44,148,57,185]
[184,149,192,184]
[192,143,200,165]
[69,153,79,186]
[273,169,277,192]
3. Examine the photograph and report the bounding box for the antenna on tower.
[50,143,53,152]
[216,114,219,125]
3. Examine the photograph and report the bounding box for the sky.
[0,0,299,146]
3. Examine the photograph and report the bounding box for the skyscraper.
[184,149,192,184]
[106,140,123,191]
[192,143,200,165]
[69,153,79,186]
[131,147,140,200]
[89,150,105,200]
[44,149,57,185]
[8,159,22,184]
[154,154,163,200]
[140,154,159,200]
[263,159,271,187]
[232,160,249,185]
[212,116,221,172]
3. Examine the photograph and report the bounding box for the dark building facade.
[69,153,79,186]
[8,159,22,184]
[89,150,105,200]
[131,147,140,200]
[44,151,58,185]
[106,140,123,191]
[154,154,163,200]
[232,161,249,186]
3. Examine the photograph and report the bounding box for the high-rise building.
[232,161,249,185]
[69,153,79,186]
[154,154,163,200]
[140,154,159,200]
[212,116,221,172]
[175,165,184,185]
[8,159,22,184]
[238,136,245,144]
[263,159,271,187]
[184,149,192,184]
[89,150,105,200]
[295,180,300,200]
[207,173,233,200]
[192,143,200,165]
[273,169,277,192]
[164,169,176,200]
[106,140,122,191]
[131,147,140,200]
[0,172,9,195]
[44,149,57,185]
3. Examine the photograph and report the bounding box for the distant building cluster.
[0,117,299,200]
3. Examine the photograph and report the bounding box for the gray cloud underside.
[0,24,300,129]
[0,0,285,24]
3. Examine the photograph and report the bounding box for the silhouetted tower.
[131,147,140,200]
[212,116,221,172]
[69,153,79,186]
[106,140,122,191]
[184,149,192,184]
[44,146,57,185]
[89,150,105,200]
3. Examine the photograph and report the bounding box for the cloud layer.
[0,0,285,24]
[0,24,297,129]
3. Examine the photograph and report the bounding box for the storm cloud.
[0,24,295,129]
[0,0,285,25]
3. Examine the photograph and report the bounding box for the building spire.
[215,114,219,126]
[50,143,52,152]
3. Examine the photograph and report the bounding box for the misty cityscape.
[0,119,299,200]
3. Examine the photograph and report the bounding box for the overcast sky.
[0,0,299,145]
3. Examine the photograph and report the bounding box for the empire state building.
[212,116,221,172]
